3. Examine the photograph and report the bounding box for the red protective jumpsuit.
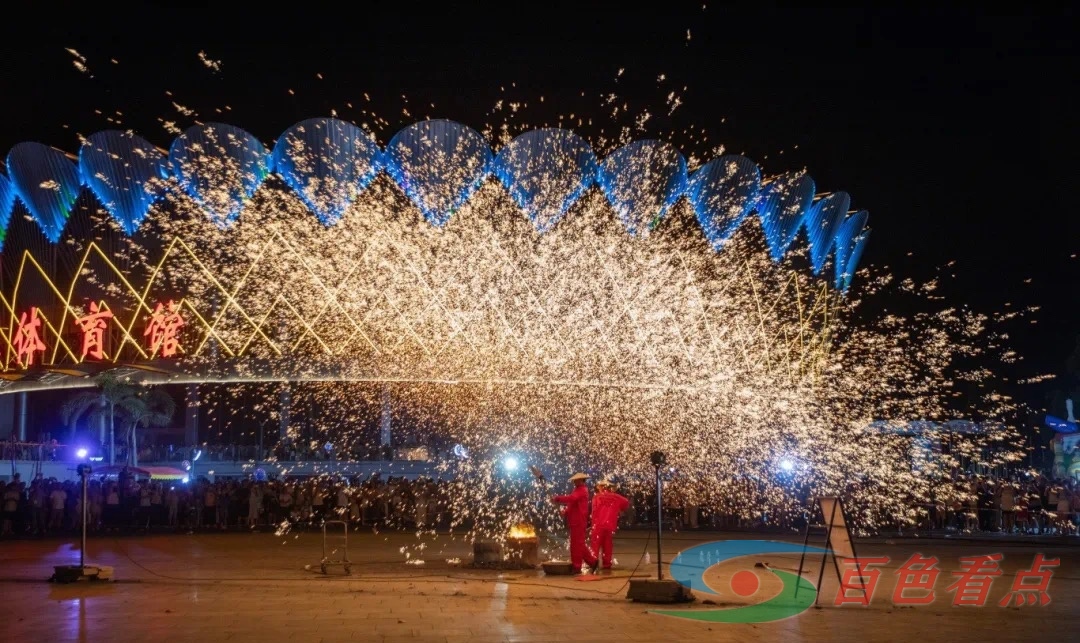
[589,489,630,569]
[553,483,598,571]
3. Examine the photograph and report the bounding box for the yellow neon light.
[0,232,837,377]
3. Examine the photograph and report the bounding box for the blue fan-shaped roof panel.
[803,192,851,275]
[755,172,815,261]
[841,229,871,293]
[833,210,868,289]
[0,173,15,250]
[493,128,598,233]
[169,123,270,229]
[79,130,170,236]
[686,155,761,251]
[6,142,83,243]
[271,118,382,227]
[597,140,687,237]
[384,120,491,227]
[0,119,869,293]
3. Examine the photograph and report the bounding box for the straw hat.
[596,477,615,488]
[568,472,589,482]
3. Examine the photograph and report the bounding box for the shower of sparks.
[79,160,1027,545]
[198,50,222,72]
[66,48,91,76]
[8,56,1032,558]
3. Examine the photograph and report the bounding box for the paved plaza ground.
[1,528,1077,642]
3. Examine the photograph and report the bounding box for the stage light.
[76,448,88,459]
[779,459,795,472]
[503,456,519,472]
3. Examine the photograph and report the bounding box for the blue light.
[833,210,869,290]
[779,459,794,472]
[0,120,869,293]
[169,123,270,229]
[754,172,815,261]
[596,140,687,237]
[0,173,15,251]
[493,128,597,233]
[686,155,761,251]
[271,118,382,226]
[802,192,850,275]
[503,456,520,472]
[6,142,83,243]
[79,130,170,235]
[76,448,88,459]
[384,120,491,227]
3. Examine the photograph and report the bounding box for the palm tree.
[121,387,177,467]
[60,373,136,464]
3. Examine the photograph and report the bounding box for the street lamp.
[650,450,666,580]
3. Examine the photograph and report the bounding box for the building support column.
[16,391,28,441]
[184,385,199,445]
[279,383,291,439]
[380,385,392,459]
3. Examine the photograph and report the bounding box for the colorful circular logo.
[652,540,829,624]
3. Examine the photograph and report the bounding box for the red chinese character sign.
[75,301,114,360]
[946,554,1003,606]
[834,557,889,606]
[999,554,1059,607]
[11,307,47,367]
[144,300,185,358]
[893,554,941,605]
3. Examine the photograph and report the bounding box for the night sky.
[1,5,1076,414]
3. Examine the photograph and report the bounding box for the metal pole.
[80,470,88,569]
[655,465,663,581]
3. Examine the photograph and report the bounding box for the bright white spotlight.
[76,448,88,459]
[182,476,190,484]
[503,456,519,472]
[780,459,794,472]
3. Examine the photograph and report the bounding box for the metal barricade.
[320,520,352,574]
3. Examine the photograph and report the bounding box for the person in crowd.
[247,483,263,528]
[589,477,630,571]
[1,482,19,536]
[552,472,598,574]
[166,485,180,528]
[999,480,1016,533]
[48,482,68,533]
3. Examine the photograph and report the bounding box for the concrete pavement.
[0,529,1076,642]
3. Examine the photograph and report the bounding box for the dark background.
[1,5,1076,435]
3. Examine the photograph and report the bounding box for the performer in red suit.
[589,477,630,570]
[552,472,598,573]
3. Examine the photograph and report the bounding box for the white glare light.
[780,459,794,472]
[504,456,519,472]
[76,448,88,458]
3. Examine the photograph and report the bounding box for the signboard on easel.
[795,496,866,605]
[819,497,855,558]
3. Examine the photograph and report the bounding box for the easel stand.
[795,497,867,606]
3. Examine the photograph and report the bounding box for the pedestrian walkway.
[0,531,1075,642]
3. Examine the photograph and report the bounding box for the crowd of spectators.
[0,473,456,537]
[3,465,1079,539]
[924,474,1080,534]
